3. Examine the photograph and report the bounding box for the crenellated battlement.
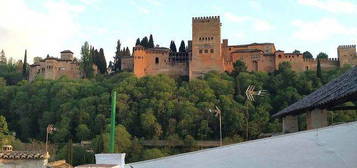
[303,58,339,62]
[192,16,220,23]
[338,45,356,49]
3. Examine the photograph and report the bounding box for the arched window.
[155,57,159,64]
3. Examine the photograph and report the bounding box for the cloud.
[249,0,262,10]
[253,19,273,31]
[224,12,249,23]
[0,0,83,62]
[129,0,151,14]
[224,12,273,32]
[292,18,357,41]
[145,0,162,6]
[298,0,357,14]
[79,0,98,5]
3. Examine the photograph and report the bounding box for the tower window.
[155,57,159,64]
[199,50,203,54]
[211,37,214,40]
[204,49,208,53]
[210,49,214,53]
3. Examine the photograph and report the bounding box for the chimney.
[95,153,126,168]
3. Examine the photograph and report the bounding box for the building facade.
[28,50,101,81]
[29,50,81,81]
[129,16,357,79]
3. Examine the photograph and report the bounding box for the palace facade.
[127,16,356,79]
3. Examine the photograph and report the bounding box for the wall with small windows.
[133,46,189,78]
[29,54,82,81]
[190,16,223,79]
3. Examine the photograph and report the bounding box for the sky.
[0,0,357,64]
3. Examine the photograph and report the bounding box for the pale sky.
[1,0,357,64]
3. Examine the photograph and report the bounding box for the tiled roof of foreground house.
[125,121,357,168]
[273,67,357,118]
[0,151,48,160]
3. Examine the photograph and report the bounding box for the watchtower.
[190,16,223,79]
[60,50,74,61]
[337,45,357,67]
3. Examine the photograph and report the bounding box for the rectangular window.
[210,49,214,53]
[204,49,208,53]
[199,50,203,54]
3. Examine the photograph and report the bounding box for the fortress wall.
[302,58,339,71]
[29,58,81,81]
[275,53,305,72]
[230,51,275,72]
[133,47,188,77]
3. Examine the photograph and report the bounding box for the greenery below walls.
[0,61,355,165]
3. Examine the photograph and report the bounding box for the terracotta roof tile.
[0,151,48,160]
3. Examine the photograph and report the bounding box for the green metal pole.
[110,91,116,153]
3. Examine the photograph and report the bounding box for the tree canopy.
[170,41,177,52]
[0,60,354,165]
[303,51,313,59]
[317,52,328,59]
[179,40,186,52]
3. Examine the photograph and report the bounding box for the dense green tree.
[232,60,247,77]
[0,61,354,164]
[113,40,122,72]
[93,48,107,74]
[179,40,186,52]
[317,52,328,59]
[22,50,28,79]
[170,41,177,52]
[317,58,322,80]
[135,38,141,46]
[148,34,154,48]
[142,148,167,160]
[76,124,90,141]
[56,143,94,166]
[125,47,130,56]
[303,51,313,59]
[141,36,149,48]
[0,50,6,63]
[80,42,94,78]
[103,124,132,153]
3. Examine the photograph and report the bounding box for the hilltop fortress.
[129,16,357,79]
[28,16,357,81]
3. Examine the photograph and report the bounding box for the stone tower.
[60,50,74,61]
[338,45,357,67]
[190,16,223,79]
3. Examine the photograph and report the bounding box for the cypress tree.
[125,47,130,56]
[135,38,141,46]
[80,42,94,78]
[113,40,122,72]
[179,40,186,52]
[141,36,149,48]
[97,48,107,74]
[148,34,154,48]
[170,41,177,52]
[317,58,322,80]
[22,49,28,79]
